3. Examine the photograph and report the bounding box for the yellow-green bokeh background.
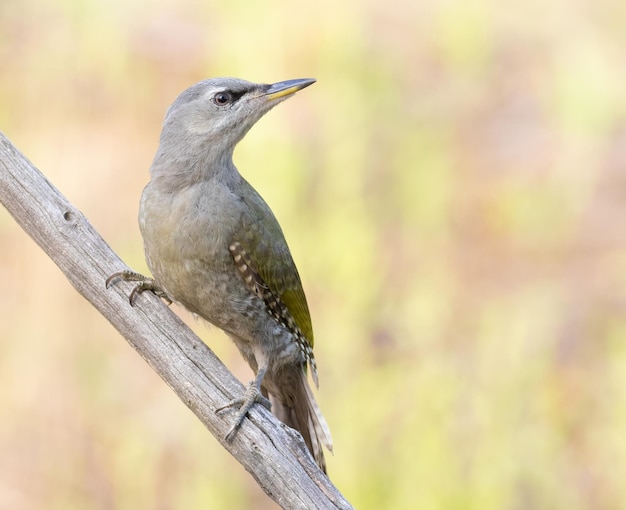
[2,0,626,508]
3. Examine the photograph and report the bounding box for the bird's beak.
[263,78,316,101]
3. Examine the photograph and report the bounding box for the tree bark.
[0,131,352,510]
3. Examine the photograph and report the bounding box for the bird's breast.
[139,179,245,313]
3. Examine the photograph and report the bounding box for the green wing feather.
[235,179,314,348]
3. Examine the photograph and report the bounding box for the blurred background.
[1,0,626,508]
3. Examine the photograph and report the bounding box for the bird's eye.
[213,92,233,106]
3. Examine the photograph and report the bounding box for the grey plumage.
[115,77,332,472]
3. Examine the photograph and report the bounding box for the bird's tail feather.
[271,368,333,473]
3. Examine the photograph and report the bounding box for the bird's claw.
[106,270,172,305]
[217,381,271,441]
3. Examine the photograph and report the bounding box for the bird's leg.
[217,366,272,441]
[106,270,172,305]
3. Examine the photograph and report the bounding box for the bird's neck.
[150,141,241,191]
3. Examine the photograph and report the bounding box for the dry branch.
[0,131,352,510]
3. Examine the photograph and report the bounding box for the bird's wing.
[235,180,314,340]
[230,179,318,383]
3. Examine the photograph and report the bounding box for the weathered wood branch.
[0,131,352,510]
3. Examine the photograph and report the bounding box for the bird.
[107,77,332,472]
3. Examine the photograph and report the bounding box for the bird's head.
[153,77,315,174]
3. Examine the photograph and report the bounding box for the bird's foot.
[216,380,272,441]
[106,270,172,305]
